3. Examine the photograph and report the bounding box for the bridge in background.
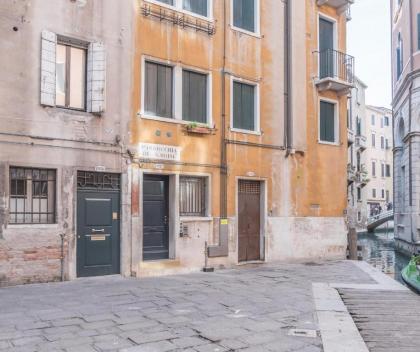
[367,210,394,232]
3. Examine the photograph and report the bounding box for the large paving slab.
[0,261,375,352]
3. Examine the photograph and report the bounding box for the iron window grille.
[9,167,56,224]
[179,176,206,216]
[77,171,120,191]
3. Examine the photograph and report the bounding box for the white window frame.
[144,0,214,21]
[140,56,213,126]
[371,132,376,148]
[179,174,211,218]
[230,0,261,37]
[230,75,261,135]
[318,97,339,146]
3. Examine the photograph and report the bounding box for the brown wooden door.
[238,180,261,262]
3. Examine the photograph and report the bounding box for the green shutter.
[233,81,255,131]
[320,101,335,143]
[182,70,207,123]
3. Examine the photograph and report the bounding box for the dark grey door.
[319,18,334,79]
[77,192,120,277]
[143,175,169,261]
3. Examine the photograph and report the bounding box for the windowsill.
[139,113,212,127]
[180,216,213,222]
[143,0,214,22]
[230,128,261,136]
[230,25,261,39]
[50,106,93,117]
[7,223,59,229]
[318,140,340,147]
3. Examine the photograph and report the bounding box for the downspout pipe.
[284,0,293,156]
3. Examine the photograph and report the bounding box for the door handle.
[92,228,105,233]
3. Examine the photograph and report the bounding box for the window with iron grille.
[179,176,206,216]
[9,167,56,224]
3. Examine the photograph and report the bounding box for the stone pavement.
[0,261,376,352]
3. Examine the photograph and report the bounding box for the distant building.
[365,106,393,217]
[391,0,420,254]
[347,77,369,230]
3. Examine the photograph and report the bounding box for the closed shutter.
[145,62,173,118]
[418,14,420,50]
[396,47,401,78]
[87,42,106,114]
[182,70,207,123]
[233,81,255,131]
[40,30,57,107]
[320,101,335,143]
[183,0,208,17]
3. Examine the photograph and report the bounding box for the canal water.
[358,224,411,284]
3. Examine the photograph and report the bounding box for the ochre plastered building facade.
[127,0,354,277]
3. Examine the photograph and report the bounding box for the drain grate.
[288,329,318,338]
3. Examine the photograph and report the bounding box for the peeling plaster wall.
[0,0,134,286]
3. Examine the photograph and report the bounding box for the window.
[371,133,376,147]
[386,164,391,177]
[144,61,173,119]
[384,116,389,126]
[397,33,403,79]
[401,165,406,211]
[154,0,210,17]
[381,189,385,199]
[372,188,376,198]
[385,138,389,149]
[386,190,390,202]
[183,0,208,17]
[233,0,258,33]
[380,117,384,128]
[381,163,385,177]
[356,117,361,136]
[371,114,375,125]
[372,161,376,177]
[183,70,207,123]
[357,187,361,201]
[232,80,257,132]
[381,136,385,149]
[418,14,420,50]
[319,100,337,143]
[357,211,361,222]
[9,167,56,224]
[56,41,87,110]
[179,176,206,216]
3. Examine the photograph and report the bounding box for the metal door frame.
[236,177,266,263]
[75,171,121,277]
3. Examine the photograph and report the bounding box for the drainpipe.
[408,0,415,244]
[59,233,65,281]
[284,0,293,156]
[208,0,228,258]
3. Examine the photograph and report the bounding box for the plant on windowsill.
[184,122,215,135]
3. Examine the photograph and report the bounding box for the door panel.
[238,181,261,262]
[77,191,120,277]
[143,175,169,261]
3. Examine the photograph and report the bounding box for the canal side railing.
[367,210,394,232]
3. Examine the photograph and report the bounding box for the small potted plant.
[185,122,214,135]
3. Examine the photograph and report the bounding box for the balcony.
[315,49,355,94]
[356,172,369,187]
[347,164,356,185]
[347,129,355,146]
[317,0,354,13]
[355,135,367,151]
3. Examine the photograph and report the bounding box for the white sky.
[347,0,392,108]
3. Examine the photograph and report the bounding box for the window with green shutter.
[319,101,336,143]
[182,70,207,123]
[233,81,256,131]
[145,61,173,119]
[233,0,256,33]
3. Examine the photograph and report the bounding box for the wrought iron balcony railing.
[318,49,355,85]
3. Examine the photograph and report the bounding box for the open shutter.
[87,42,106,114]
[40,30,57,107]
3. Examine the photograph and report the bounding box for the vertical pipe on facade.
[220,0,227,219]
[408,0,414,242]
[284,0,293,156]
